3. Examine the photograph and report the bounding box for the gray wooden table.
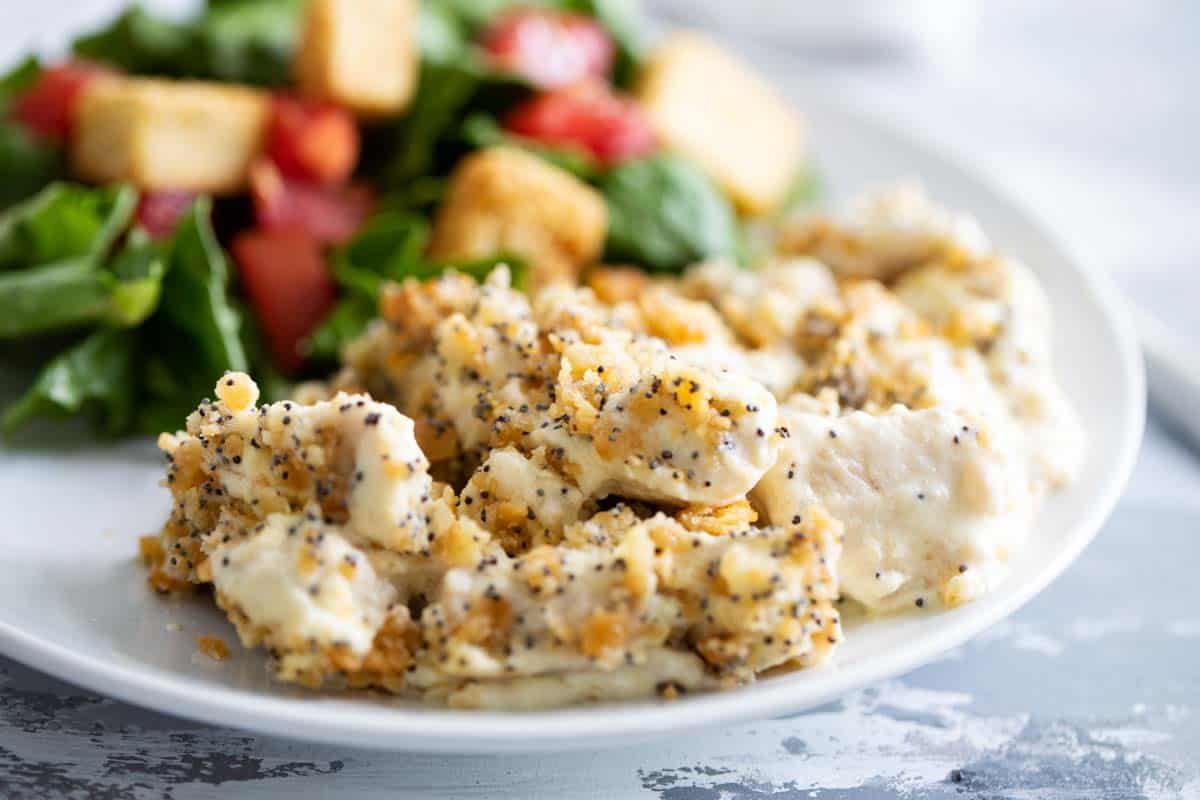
[1,1,1198,797]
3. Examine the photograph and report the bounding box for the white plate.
[0,91,1144,753]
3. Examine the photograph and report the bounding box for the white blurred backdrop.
[2,0,1196,337]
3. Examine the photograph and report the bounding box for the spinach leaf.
[73,0,304,86]
[0,124,64,212]
[459,112,598,179]
[72,7,193,77]
[419,1,471,63]
[0,252,163,339]
[193,0,306,86]
[156,198,248,376]
[374,61,485,189]
[135,201,257,434]
[0,58,61,210]
[2,327,138,436]
[0,57,41,110]
[305,210,526,360]
[304,295,376,363]
[333,212,431,297]
[601,154,738,273]
[0,183,137,271]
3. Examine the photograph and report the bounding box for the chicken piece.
[414,506,842,694]
[754,406,1032,612]
[779,184,991,281]
[795,280,982,411]
[681,258,840,348]
[155,372,434,589]
[637,32,806,215]
[343,271,781,507]
[446,649,713,710]
[295,0,419,117]
[210,510,406,686]
[672,343,805,401]
[428,147,608,288]
[895,257,1085,488]
[894,256,1050,360]
[71,77,269,193]
[459,447,587,553]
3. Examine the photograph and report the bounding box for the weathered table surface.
[2,1,1199,798]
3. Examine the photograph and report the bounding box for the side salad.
[0,0,812,438]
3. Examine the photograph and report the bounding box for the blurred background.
[6,0,1192,333]
[4,0,1195,484]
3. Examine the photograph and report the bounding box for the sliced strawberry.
[250,161,373,245]
[482,9,614,89]
[266,95,360,185]
[135,190,196,239]
[231,229,337,375]
[504,81,655,166]
[11,61,111,141]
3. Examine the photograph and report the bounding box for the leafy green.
[333,212,432,297]
[0,185,157,338]
[304,295,376,362]
[459,112,598,179]
[194,0,307,85]
[0,56,41,111]
[72,8,193,77]
[601,154,738,273]
[418,1,472,64]
[136,200,258,434]
[374,61,487,189]
[155,198,248,376]
[0,183,137,271]
[0,124,64,212]
[72,0,304,86]
[0,253,163,339]
[2,328,139,436]
[305,210,525,361]
[0,60,65,211]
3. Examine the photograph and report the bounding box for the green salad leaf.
[194,0,307,85]
[0,124,64,212]
[72,7,193,77]
[304,295,376,362]
[418,1,472,64]
[73,0,304,86]
[0,253,163,340]
[601,154,738,273]
[1,327,139,436]
[459,112,598,180]
[0,60,66,211]
[306,210,525,361]
[0,183,137,271]
[156,198,248,376]
[374,61,486,189]
[0,56,41,110]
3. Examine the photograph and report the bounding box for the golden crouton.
[429,147,608,287]
[636,32,806,216]
[295,0,419,117]
[71,77,269,194]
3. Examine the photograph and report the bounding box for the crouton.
[428,147,608,288]
[636,32,806,216]
[71,77,270,194]
[295,0,419,117]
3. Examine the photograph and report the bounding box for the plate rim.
[0,90,1146,753]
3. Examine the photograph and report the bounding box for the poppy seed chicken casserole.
[145,185,1083,708]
